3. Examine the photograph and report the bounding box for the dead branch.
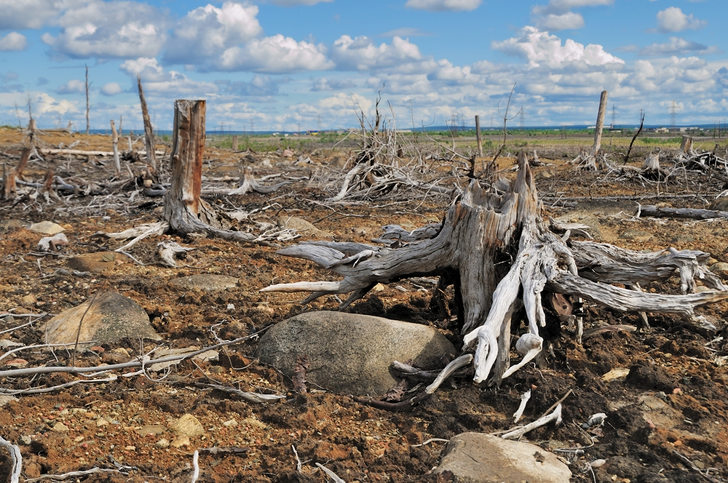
[637,205,728,221]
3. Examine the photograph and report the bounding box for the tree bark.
[137,76,157,171]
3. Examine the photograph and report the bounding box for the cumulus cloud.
[657,7,705,33]
[120,57,217,95]
[492,26,624,69]
[641,37,715,56]
[0,0,85,29]
[218,34,332,73]
[531,0,612,30]
[536,12,584,30]
[41,1,166,58]
[331,35,421,70]
[0,32,27,51]
[101,82,123,96]
[311,77,358,91]
[33,92,78,116]
[57,79,85,94]
[405,0,481,12]
[164,2,262,64]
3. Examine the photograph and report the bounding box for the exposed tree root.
[263,154,728,384]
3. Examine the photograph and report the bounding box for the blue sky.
[0,0,725,132]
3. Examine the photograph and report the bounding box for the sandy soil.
[1,127,727,482]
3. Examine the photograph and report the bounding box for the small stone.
[74,436,84,443]
[21,294,37,305]
[226,303,235,311]
[156,438,170,448]
[96,417,109,427]
[19,435,32,445]
[124,445,136,451]
[136,424,166,436]
[171,436,190,448]
[169,414,205,438]
[28,221,65,235]
[222,419,238,427]
[710,262,728,278]
[51,422,69,432]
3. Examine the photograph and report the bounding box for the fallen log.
[263,153,728,385]
[638,205,728,221]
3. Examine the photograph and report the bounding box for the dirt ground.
[1,126,727,482]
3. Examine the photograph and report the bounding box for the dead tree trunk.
[592,90,608,155]
[263,154,728,385]
[571,90,613,170]
[110,120,120,175]
[163,100,254,242]
[137,76,157,171]
[475,115,483,157]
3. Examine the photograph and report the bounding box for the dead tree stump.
[263,154,728,385]
[163,100,254,242]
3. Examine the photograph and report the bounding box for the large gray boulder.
[43,291,160,345]
[256,311,456,396]
[434,432,571,482]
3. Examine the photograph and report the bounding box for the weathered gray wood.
[592,90,608,155]
[638,204,728,221]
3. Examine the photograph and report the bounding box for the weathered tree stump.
[263,154,728,384]
[163,99,254,242]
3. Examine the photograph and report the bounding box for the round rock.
[434,432,571,482]
[256,311,456,396]
[43,291,160,345]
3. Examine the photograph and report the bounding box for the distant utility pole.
[611,105,616,129]
[85,64,90,134]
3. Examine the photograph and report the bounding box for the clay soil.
[1,126,727,482]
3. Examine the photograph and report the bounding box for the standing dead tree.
[263,154,728,384]
[137,76,157,172]
[99,99,293,257]
[571,90,614,170]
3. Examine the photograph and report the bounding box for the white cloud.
[641,37,715,56]
[57,79,85,94]
[101,82,123,96]
[34,92,78,116]
[331,35,421,70]
[165,2,262,64]
[536,12,584,30]
[405,0,481,11]
[492,26,624,69]
[657,7,705,33]
[42,1,166,58]
[0,32,27,51]
[120,57,217,95]
[0,0,86,29]
[531,0,612,30]
[219,34,332,73]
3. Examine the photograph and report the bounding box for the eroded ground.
[1,127,727,482]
